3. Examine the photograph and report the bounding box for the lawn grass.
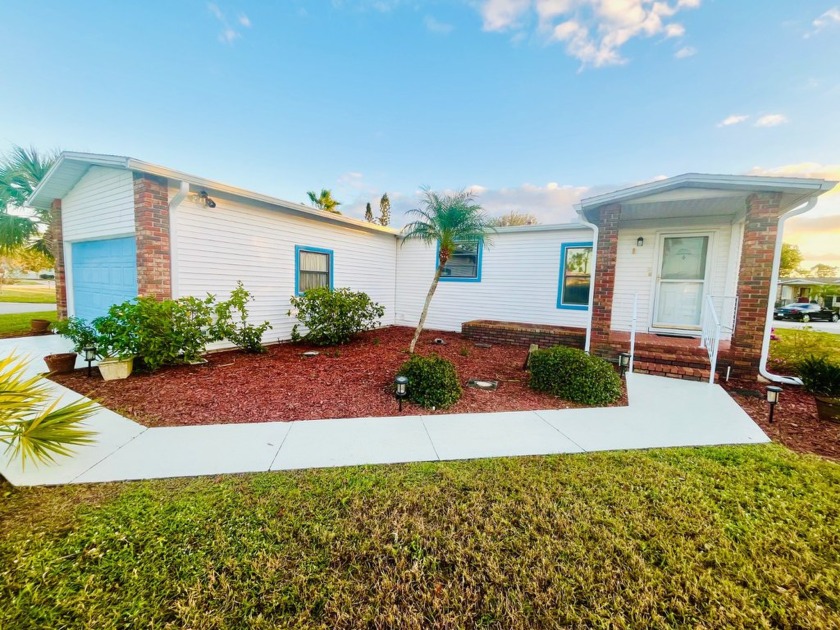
[771,327,840,367]
[0,310,57,337]
[1,444,839,628]
[0,285,56,304]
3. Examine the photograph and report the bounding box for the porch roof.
[577,173,837,223]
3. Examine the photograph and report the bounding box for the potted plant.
[30,318,52,334]
[46,317,98,374]
[798,355,840,423]
[91,311,137,381]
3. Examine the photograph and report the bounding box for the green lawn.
[0,310,57,337]
[771,327,840,367]
[0,286,56,304]
[1,445,838,628]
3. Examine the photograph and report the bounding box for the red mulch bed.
[722,378,840,462]
[50,327,627,427]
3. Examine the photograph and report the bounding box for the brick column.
[133,173,172,299]
[589,203,621,358]
[50,199,68,319]
[728,192,785,375]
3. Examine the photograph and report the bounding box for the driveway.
[0,302,57,315]
[772,319,840,334]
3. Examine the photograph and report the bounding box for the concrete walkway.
[0,335,769,487]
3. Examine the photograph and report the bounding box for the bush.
[289,287,385,346]
[51,317,98,353]
[397,354,461,409]
[213,281,272,353]
[798,356,840,398]
[529,346,622,405]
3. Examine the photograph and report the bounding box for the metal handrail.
[700,295,722,385]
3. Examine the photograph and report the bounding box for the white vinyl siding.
[62,167,135,241]
[395,228,594,332]
[611,219,737,338]
[172,194,397,343]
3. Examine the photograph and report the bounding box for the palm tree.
[401,189,494,353]
[0,354,97,469]
[306,189,342,214]
[0,145,59,259]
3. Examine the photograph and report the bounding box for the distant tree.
[364,202,374,222]
[0,145,59,260]
[306,189,342,214]
[401,188,494,353]
[809,263,838,278]
[489,211,538,227]
[0,246,53,289]
[378,193,391,226]
[779,243,803,278]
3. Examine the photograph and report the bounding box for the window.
[557,242,593,310]
[439,239,483,282]
[295,246,333,295]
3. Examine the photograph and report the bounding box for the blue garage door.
[71,237,138,322]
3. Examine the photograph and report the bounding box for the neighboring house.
[778,277,840,310]
[26,152,836,381]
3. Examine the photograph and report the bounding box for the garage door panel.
[72,237,138,322]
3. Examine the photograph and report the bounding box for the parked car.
[773,303,840,323]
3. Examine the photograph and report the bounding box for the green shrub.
[289,286,385,346]
[397,354,461,409]
[213,281,272,353]
[529,346,622,405]
[798,355,840,398]
[51,317,98,353]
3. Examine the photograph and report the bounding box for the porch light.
[766,386,782,423]
[395,376,408,411]
[618,352,631,378]
[83,346,96,377]
[636,237,644,247]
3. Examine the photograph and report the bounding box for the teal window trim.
[436,239,483,283]
[295,245,334,296]
[557,241,593,311]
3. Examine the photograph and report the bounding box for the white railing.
[700,295,723,385]
[629,292,638,373]
[610,292,639,374]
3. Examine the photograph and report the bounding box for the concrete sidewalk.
[0,335,769,487]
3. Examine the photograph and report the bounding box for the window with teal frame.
[438,239,483,282]
[557,242,592,310]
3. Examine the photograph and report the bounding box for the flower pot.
[30,319,52,334]
[815,396,840,424]
[98,357,134,381]
[44,352,77,374]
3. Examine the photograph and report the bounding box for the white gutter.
[574,204,598,353]
[758,197,818,385]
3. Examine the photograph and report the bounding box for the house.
[26,152,836,381]
[777,277,840,310]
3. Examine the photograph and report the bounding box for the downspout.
[758,197,817,385]
[574,203,598,353]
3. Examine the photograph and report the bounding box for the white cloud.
[809,7,840,36]
[717,114,749,127]
[424,15,455,34]
[674,45,696,58]
[478,0,701,68]
[208,3,250,45]
[754,114,788,128]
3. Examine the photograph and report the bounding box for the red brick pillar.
[50,199,68,319]
[133,173,172,299]
[729,192,785,375]
[589,203,621,358]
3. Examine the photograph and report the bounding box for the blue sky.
[1,0,838,267]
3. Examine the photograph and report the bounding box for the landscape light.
[395,376,408,411]
[83,346,97,377]
[766,386,782,423]
[618,352,631,378]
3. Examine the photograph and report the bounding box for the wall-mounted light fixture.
[636,237,644,247]
[199,191,217,208]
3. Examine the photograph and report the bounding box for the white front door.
[652,234,711,331]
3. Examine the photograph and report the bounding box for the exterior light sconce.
[618,352,631,378]
[199,191,217,208]
[395,375,408,411]
[766,386,782,423]
[636,237,644,247]
[83,346,97,377]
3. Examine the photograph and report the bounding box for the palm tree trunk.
[409,265,443,353]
